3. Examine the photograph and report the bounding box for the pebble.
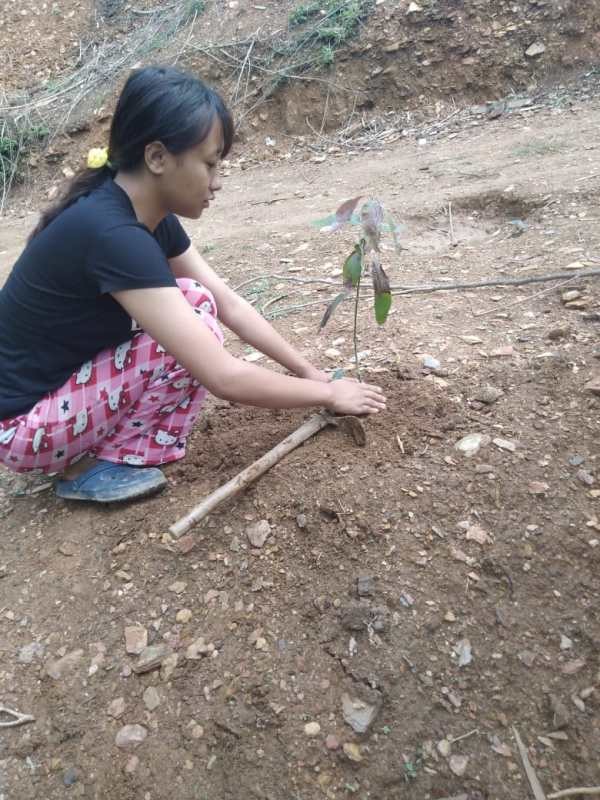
[528,481,549,495]
[169,581,187,595]
[296,514,307,529]
[107,697,126,719]
[115,724,148,749]
[45,649,84,680]
[560,634,573,651]
[585,378,600,396]
[176,609,193,624]
[437,738,452,757]
[160,653,178,681]
[561,289,581,303]
[143,686,161,711]
[62,767,79,787]
[324,348,341,359]
[473,385,503,404]
[186,638,214,659]
[124,756,139,774]
[547,325,570,340]
[18,642,45,664]
[304,722,321,737]
[455,433,490,457]
[246,519,271,548]
[568,455,585,466]
[125,625,148,655]
[577,469,595,487]
[422,355,441,371]
[342,694,378,734]
[525,41,546,57]
[58,541,77,557]
[444,611,456,623]
[449,754,469,776]
[357,575,375,597]
[475,463,494,474]
[493,437,517,452]
[342,742,363,762]
[325,734,340,751]
[133,643,171,674]
[489,346,514,358]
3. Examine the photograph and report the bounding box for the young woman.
[0,66,386,503]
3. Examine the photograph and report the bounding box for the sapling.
[319,196,398,380]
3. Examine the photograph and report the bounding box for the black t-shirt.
[0,178,190,419]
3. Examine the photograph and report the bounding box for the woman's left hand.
[297,364,331,383]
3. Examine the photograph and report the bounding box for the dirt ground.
[1,79,599,799]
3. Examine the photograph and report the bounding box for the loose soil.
[1,90,599,799]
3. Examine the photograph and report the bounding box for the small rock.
[357,576,375,597]
[133,643,171,674]
[577,469,595,487]
[585,378,600,396]
[107,697,126,719]
[465,525,493,545]
[449,754,469,776]
[455,433,490,457]
[304,722,321,737]
[176,609,193,624]
[124,756,139,774]
[45,649,84,680]
[169,581,187,595]
[115,724,147,749]
[568,455,585,466]
[459,335,483,345]
[58,541,77,557]
[548,694,571,729]
[518,650,536,668]
[342,693,379,734]
[490,736,513,758]
[473,385,503,405]
[143,686,161,711]
[547,325,570,341]
[454,638,472,667]
[342,742,363,762]
[186,638,213,660]
[525,41,546,57]
[444,611,456,623]
[560,634,573,651]
[296,514,307,529]
[160,653,178,682]
[475,464,494,474]
[528,481,549,495]
[246,519,271,548]
[176,535,196,554]
[561,289,581,303]
[124,625,148,655]
[489,346,514,358]
[422,355,441,371]
[63,767,79,787]
[325,734,340,751]
[324,348,341,359]
[437,738,452,757]
[493,437,517,453]
[18,642,45,664]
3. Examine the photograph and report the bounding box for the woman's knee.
[176,278,218,319]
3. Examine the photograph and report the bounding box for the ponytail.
[28,164,113,242]
[28,65,233,242]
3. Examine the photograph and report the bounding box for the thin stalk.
[353,271,362,382]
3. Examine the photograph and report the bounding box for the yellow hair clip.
[87,147,109,169]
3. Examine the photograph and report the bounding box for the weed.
[289,2,322,27]
[0,121,49,207]
[319,44,336,67]
[186,0,206,19]
[512,139,564,158]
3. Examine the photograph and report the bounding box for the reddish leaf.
[335,196,362,225]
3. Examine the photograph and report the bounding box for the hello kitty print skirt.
[0,279,223,474]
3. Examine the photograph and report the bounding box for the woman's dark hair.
[29,66,233,240]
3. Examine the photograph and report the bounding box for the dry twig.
[512,726,547,800]
[547,790,600,799]
[0,705,35,728]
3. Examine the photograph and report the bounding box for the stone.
[296,514,307,529]
[357,576,375,597]
[459,335,483,345]
[246,519,271,548]
[133,644,171,674]
[160,653,179,682]
[465,525,493,545]
[489,346,514,358]
[115,724,147,749]
[45,649,84,680]
[176,609,193,624]
[493,437,517,452]
[528,481,549,495]
[449,754,469,776]
[560,634,573,651]
[577,469,595,487]
[325,734,340,751]
[342,694,379,734]
[324,348,341,359]
[525,41,546,57]
[547,325,570,341]
[437,738,451,757]
[107,697,126,719]
[304,722,321,737]
[58,541,77,556]
[143,686,161,711]
[561,289,581,303]
[169,581,187,595]
[124,756,139,774]
[63,767,79,786]
[343,742,363,762]
[455,433,490,457]
[18,642,45,664]
[186,638,213,660]
[473,385,502,404]
[585,378,600,397]
[124,625,148,655]
[422,355,441,371]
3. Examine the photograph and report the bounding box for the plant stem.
[353,272,362,382]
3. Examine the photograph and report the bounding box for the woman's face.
[158,116,224,219]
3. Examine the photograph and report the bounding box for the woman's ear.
[144,141,169,175]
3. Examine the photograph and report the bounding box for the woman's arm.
[112,286,386,415]
[169,244,322,379]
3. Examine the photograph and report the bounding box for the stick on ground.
[547,790,600,799]
[513,726,547,800]
[169,412,333,537]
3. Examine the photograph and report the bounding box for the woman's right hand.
[327,378,386,416]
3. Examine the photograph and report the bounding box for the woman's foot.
[55,459,166,503]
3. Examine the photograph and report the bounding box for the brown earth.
[1,88,600,799]
[1,2,600,799]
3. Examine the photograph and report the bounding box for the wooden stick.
[170,413,333,537]
[0,705,35,728]
[448,201,457,247]
[513,726,547,800]
[547,790,600,800]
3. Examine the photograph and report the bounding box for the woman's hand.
[297,364,331,383]
[327,378,386,416]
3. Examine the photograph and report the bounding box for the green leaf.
[319,291,348,330]
[343,245,363,289]
[374,292,392,325]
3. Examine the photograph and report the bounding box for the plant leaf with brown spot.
[343,245,363,289]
